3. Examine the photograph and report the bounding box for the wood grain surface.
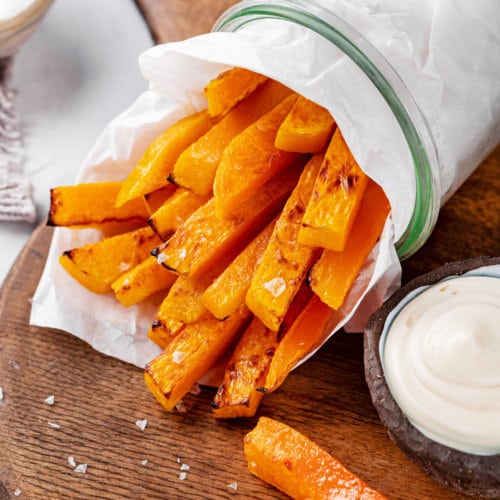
[1,1,499,499]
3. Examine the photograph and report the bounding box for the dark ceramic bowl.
[364,256,500,497]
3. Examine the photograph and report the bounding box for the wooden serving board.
[0,1,498,498]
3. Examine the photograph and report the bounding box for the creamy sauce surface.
[382,274,500,455]
[0,0,36,21]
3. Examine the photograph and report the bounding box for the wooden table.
[1,1,498,498]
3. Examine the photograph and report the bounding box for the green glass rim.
[213,0,441,260]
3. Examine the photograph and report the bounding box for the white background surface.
[0,0,152,285]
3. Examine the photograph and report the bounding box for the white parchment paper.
[30,1,500,370]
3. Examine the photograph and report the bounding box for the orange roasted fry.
[244,417,387,499]
[275,95,336,153]
[48,182,149,228]
[309,181,390,310]
[201,219,276,320]
[116,110,217,207]
[262,294,337,393]
[171,79,293,196]
[111,255,176,307]
[143,184,177,214]
[298,128,369,251]
[144,304,251,412]
[245,153,323,331]
[213,94,300,218]
[156,159,304,279]
[59,227,161,294]
[147,315,185,350]
[204,67,267,117]
[148,188,209,241]
[155,235,247,324]
[211,284,312,418]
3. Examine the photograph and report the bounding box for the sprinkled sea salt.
[174,400,186,413]
[189,383,201,395]
[118,261,131,272]
[14,488,21,496]
[263,277,286,298]
[141,459,148,466]
[180,463,190,471]
[44,395,55,405]
[9,360,20,369]
[228,482,238,491]
[157,252,166,264]
[47,421,60,429]
[179,472,187,480]
[0,386,3,402]
[68,456,76,468]
[74,463,88,474]
[135,418,148,431]
[172,350,184,364]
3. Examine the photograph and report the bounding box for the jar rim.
[212,0,441,260]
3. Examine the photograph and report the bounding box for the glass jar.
[212,0,500,260]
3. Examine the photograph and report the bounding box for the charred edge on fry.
[166,173,178,186]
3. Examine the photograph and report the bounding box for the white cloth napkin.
[0,57,36,222]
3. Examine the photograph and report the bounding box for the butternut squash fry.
[211,317,273,418]
[309,181,390,310]
[212,284,312,418]
[148,188,209,241]
[156,159,304,279]
[144,304,251,412]
[201,219,276,320]
[111,255,176,307]
[262,294,338,393]
[48,182,149,228]
[245,153,324,331]
[115,110,217,207]
[204,67,267,117]
[154,238,246,324]
[142,183,177,214]
[171,80,293,196]
[147,315,185,350]
[298,128,369,251]
[275,95,336,153]
[59,227,161,294]
[244,417,387,500]
[213,94,300,218]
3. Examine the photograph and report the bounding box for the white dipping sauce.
[382,275,500,455]
[0,0,36,21]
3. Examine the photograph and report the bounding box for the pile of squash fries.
[49,67,390,417]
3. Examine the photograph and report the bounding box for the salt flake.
[174,400,186,413]
[157,252,166,264]
[74,463,88,474]
[48,421,60,429]
[189,383,201,395]
[180,463,190,471]
[44,395,55,405]
[68,456,76,468]
[263,277,286,298]
[135,418,148,431]
[179,472,187,480]
[228,482,238,491]
[172,350,184,364]
[14,488,21,496]
[118,261,131,272]
[141,459,148,466]
[0,386,3,402]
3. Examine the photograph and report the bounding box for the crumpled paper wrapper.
[30,1,500,371]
